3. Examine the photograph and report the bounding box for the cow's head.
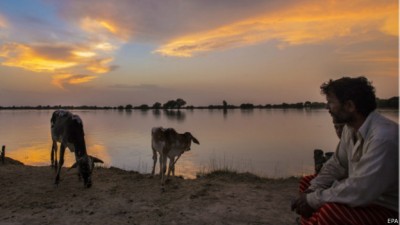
[71,155,104,188]
[50,109,69,128]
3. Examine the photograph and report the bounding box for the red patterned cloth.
[299,175,398,225]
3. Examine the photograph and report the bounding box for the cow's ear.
[90,156,104,164]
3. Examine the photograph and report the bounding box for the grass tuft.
[196,168,266,182]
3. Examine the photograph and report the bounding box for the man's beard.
[330,111,352,124]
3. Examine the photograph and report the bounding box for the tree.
[126,104,133,110]
[152,102,162,109]
[175,98,186,109]
[163,100,177,109]
[136,104,149,110]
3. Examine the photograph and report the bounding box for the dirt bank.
[0,158,299,225]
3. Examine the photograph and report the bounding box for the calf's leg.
[151,148,157,177]
[160,154,168,191]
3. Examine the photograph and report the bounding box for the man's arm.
[307,138,398,209]
[308,142,348,191]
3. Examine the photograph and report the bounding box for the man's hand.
[291,193,315,218]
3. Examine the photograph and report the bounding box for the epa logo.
[388,218,399,224]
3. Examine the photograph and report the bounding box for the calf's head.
[183,132,200,151]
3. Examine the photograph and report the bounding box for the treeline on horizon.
[0,97,398,110]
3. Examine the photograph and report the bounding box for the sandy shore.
[0,157,299,225]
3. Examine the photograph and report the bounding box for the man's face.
[326,92,352,124]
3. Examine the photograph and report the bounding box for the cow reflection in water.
[51,110,103,188]
[151,127,200,191]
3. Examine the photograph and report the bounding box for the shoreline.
[0,157,300,225]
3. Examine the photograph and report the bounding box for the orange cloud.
[80,17,131,41]
[52,73,97,89]
[86,58,114,73]
[0,14,122,89]
[0,43,77,72]
[0,42,116,88]
[72,50,96,58]
[155,1,398,57]
[94,42,116,51]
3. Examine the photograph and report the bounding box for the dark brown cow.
[51,110,103,188]
[151,127,200,190]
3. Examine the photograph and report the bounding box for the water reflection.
[125,109,133,116]
[8,142,110,167]
[163,109,186,122]
[1,109,398,178]
[240,108,254,115]
[152,109,161,119]
[8,143,54,166]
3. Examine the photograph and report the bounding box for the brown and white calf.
[51,110,103,188]
[151,127,200,190]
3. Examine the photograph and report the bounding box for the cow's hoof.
[86,181,92,188]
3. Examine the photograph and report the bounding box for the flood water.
[0,109,398,178]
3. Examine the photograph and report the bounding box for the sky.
[0,0,398,106]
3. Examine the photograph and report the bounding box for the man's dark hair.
[320,76,377,117]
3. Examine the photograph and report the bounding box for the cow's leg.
[51,141,58,169]
[51,142,54,167]
[151,148,157,177]
[55,144,66,186]
[74,154,81,181]
[54,142,58,169]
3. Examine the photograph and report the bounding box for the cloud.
[0,5,123,89]
[52,73,97,89]
[0,0,397,90]
[79,17,131,41]
[0,43,77,72]
[0,41,118,90]
[55,0,280,43]
[0,13,7,28]
[154,0,398,57]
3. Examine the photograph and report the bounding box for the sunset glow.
[8,143,109,167]
[52,73,97,89]
[156,1,398,57]
[0,0,397,105]
[72,50,96,58]
[0,43,77,72]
